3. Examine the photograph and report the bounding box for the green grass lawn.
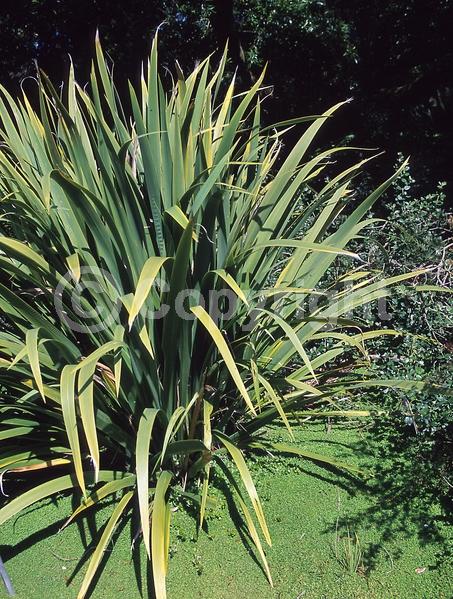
[2,423,451,598]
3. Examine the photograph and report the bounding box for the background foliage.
[1,0,452,189]
[366,162,452,514]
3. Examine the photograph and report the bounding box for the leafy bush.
[363,163,453,512]
[0,36,433,598]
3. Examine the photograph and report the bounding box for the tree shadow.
[250,447,367,497]
[323,419,453,572]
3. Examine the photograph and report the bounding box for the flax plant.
[0,35,434,598]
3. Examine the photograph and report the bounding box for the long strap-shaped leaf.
[128,256,171,329]
[257,374,293,439]
[25,328,45,401]
[214,455,273,586]
[136,408,162,558]
[0,236,51,274]
[257,309,317,381]
[214,431,271,545]
[61,475,136,530]
[323,378,451,393]
[0,471,126,526]
[77,490,133,599]
[258,442,366,476]
[162,220,193,400]
[191,305,256,415]
[151,470,173,599]
[210,268,249,305]
[77,341,124,480]
[61,342,124,493]
[199,398,213,531]
[77,360,100,481]
[61,365,85,495]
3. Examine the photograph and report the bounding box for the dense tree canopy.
[0,0,451,190]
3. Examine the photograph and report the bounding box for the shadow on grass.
[0,494,141,598]
[324,420,453,572]
[129,505,144,597]
[66,513,130,599]
[249,446,368,498]
[212,470,269,579]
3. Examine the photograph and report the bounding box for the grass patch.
[2,423,451,598]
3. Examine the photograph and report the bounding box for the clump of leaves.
[334,524,365,576]
[0,35,438,598]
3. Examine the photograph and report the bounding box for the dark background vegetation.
[1,0,452,533]
[1,0,452,192]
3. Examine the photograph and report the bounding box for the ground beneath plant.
[1,423,451,598]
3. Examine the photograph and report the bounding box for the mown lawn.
[2,423,451,598]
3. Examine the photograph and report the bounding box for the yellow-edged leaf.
[151,471,173,599]
[191,305,256,415]
[77,491,133,599]
[128,256,170,329]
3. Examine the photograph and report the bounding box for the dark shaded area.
[328,0,453,191]
[0,496,131,598]
[0,553,15,596]
[0,0,451,194]
[326,419,453,573]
